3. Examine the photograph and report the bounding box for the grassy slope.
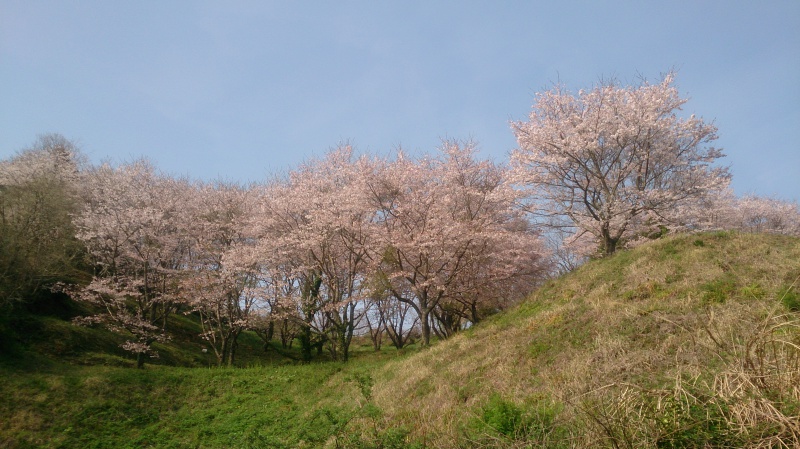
[2,359,356,448]
[369,232,800,448]
[2,232,798,448]
[0,340,417,449]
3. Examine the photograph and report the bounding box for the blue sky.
[1,1,798,201]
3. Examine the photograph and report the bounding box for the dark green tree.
[0,134,89,315]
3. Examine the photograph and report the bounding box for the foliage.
[245,141,548,362]
[3,231,799,448]
[701,274,738,304]
[780,285,800,312]
[0,134,89,313]
[253,146,379,362]
[0,334,422,449]
[700,190,800,236]
[476,394,567,445]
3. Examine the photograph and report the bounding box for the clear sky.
[1,1,798,201]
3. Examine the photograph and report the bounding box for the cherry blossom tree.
[366,141,547,345]
[732,196,800,235]
[436,215,544,330]
[361,283,419,350]
[511,73,730,255]
[249,262,301,352]
[181,181,261,366]
[252,181,326,361]
[253,146,376,361]
[72,160,192,368]
[694,189,800,236]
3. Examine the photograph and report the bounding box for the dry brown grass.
[365,232,800,448]
[711,309,800,448]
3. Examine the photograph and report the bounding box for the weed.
[653,392,739,448]
[529,340,553,359]
[701,274,738,303]
[711,230,732,239]
[482,394,526,437]
[575,381,742,449]
[622,281,666,301]
[347,371,374,402]
[339,426,422,449]
[779,285,800,311]
[740,282,766,299]
[470,394,568,446]
[664,272,683,284]
[661,242,680,257]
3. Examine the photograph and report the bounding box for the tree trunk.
[265,320,274,343]
[299,324,313,362]
[370,326,383,351]
[601,225,619,256]
[225,335,238,367]
[337,328,349,362]
[280,319,293,349]
[603,236,618,255]
[135,337,156,369]
[299,272,322,362]
[419,308,432,346]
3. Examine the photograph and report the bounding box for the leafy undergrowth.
[2,232,799,448]
[367,232,800,448]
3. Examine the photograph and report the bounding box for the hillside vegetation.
[2,232,799,448]
[367,231,800,448]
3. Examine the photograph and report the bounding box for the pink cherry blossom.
[510,73,730,255]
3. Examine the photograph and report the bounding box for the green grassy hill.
[2,232,798,448]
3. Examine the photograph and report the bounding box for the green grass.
[1,296,421,448]
[0,344,419,449]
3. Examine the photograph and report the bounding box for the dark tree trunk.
[300,324,313,362]
[603,237,618,255]
[419,308,432,346]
